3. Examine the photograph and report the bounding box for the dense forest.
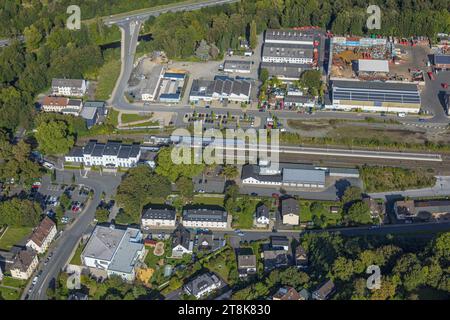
[0,0,449,132]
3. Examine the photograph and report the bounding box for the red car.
[427,71,435,80]
[442,83,449,89]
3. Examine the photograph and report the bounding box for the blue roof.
[163,72,186,79]
[434,54,450,65]
[160,93,181,99]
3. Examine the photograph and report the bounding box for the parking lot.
[30,180,91,226]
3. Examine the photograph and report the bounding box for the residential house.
[312,279,335,300]
[171,224,193,258]
[270,235,289,251]
[65,140,141,168]
[41,96,69,113]
[237,248,257,277]
[141,206,176,228]
[10,249,39,280]
[51,78,87,97]
[362,197,383,218]
[272,286,302,300]
[61,99,83,116]
[330,206,340,214]
[281,198,300,225]
[195,233,225,252]
[182,208,229,229]
[183,272,223,299]
[263,248,288,272]
[299,288,311,300]
[26,216,57,254]
[81,225,144,282]
[295,245,308,268]
[255,204,270,225]
[393,200,416,220]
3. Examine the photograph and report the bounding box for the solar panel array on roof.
[332,80,421,104]
[81,140,140,159]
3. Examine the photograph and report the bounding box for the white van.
[397,112,406,118]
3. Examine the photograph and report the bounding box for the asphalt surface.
[24,170,122,300]
[103,0,240,25]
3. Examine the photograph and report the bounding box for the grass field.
[69,243,86,266]
[121,113,154,124]
[0,226,33,251]
[192,195,224,206]
[300,200,342,227]
[106,109,120,127]
[0,286,21,300]
[232,199,259,229]
[95,59,121,101]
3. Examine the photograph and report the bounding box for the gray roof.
[67,146,83,157]
[80,107,98,120]
[260,62,312,79]
[108,229,144,274]
[281,198,299,216]
[84,101,105,108]
[142,64,164,96]
[172,225,191,250]
[67,99,82,107]
[184,272,222,297]
[265,29,315,43]
[52,78,85,88]
[282,168,325,184]
[241,164,283,183]
[223,60,252,71]
[271,235,289,247]
[237,254,257,269]
[256,204,269,219]
[332,80,419,92]
[284,95,314,103]
[328,167,360,176]
[82,225,143,274]
[183,208,228,223]
[142,207,176,220]
[190,78,251,98]
[263,43,314,59]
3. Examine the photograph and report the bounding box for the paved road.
[103,0,240,25]
[25,170,121,300]
[369,176,450,199]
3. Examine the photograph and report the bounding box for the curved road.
[25,171,121,300]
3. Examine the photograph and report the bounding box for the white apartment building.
[141,207,176,227]
[51,78,87,97]
[10,250,39,280]
[182,208,228,229]
[25,217,57,254]
[81,225,144,282]
[65,141,141,168]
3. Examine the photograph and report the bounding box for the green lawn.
[126,119,160,128]
[0,286,21,300]
[1,276,26,289]
[106,109,120,127]
[69,243,86,266]
[300,200,342,227]
[95,59,121,100]
[192,195,224,206]
[0,226,33,251]
[121,113,154,124]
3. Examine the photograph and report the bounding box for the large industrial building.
[328,80,421,113]
[189,77,251,103]
[260,28,324,82]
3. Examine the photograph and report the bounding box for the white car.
[397,112,406,118]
